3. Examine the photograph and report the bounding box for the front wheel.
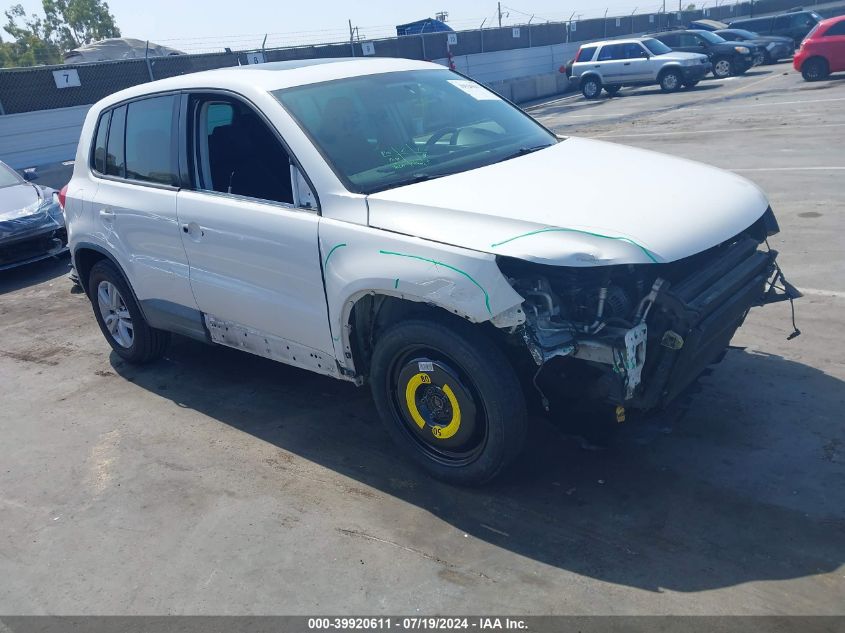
[712,57,733,78]
[581,76,602,100]
[369,319,528,485]
[801,57,830,81]
[659,69,682,92]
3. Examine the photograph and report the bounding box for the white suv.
[570,37,711,98]
[66,58,796,484]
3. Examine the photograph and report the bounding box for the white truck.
[64,58,797,484]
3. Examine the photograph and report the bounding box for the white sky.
[9,0,668,51]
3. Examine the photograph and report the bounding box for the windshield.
[696,30,727,44]
[642,38,672,55]
[0,162,23,188]
[273,69,556,194]
[730,29,757,38]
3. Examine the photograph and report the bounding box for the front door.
[176,93,333,356]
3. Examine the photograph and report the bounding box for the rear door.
[176,92,334,356]
[821,20,845,71]
[595,43,630,83]
[90,94,196,310]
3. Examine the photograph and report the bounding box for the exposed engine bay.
[498,208,800,411]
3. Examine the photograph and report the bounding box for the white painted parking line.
[731,167,845,172]
[722,97,845,109]
[592,122,845,138]
[800,288,845,299]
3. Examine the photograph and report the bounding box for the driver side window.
[191,96,294,205]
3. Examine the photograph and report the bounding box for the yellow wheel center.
[404,372,462,440]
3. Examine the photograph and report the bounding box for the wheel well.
[803,55,829,70]
[658,65,681,79]
[347,294,506,380]
[73,247,108,296]
[581,72,601,84]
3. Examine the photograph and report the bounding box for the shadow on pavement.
[112,336,845,594]
[0,254,70,295]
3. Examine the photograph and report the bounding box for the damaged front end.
[498,208,800,411]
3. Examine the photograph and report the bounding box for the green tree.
[2,0,119,67]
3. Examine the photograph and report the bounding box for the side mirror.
[22,170,37,181]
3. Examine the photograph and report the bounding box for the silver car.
[0,161,67,271]
[570,37,711,99]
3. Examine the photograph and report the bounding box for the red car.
[794,14,845,80]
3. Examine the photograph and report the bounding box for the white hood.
[367,137,769,266]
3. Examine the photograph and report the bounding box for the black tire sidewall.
[88,260,163,363]
[369,319,527,485]
[581,77,602,99]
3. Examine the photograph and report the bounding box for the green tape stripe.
[394,278,400,289]
[379,250,492,316]
[323,243,347,269]
[490,228,658,263]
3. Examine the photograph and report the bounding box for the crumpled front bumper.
[0,204,67,271]
[612,237,798,409]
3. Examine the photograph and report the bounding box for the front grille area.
[0,228,67,269]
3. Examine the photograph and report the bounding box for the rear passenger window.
[597,44,625,61]
[577,46,597,61]
[825,21,845,36]
[105,105,126,178]
[773,15,790,29]
[92,111,110,174]
[125,95,178,185]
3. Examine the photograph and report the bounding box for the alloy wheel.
[97,280,134,348]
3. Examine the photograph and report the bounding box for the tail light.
[58,184,68,210]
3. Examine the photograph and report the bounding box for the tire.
[659,69,682,92]
[801,57,829,82]
[712,57,733,78]
[604,85,621,97]
[369,319,528,485]
[88,260,169,364]
[581,75,602,100]
[682,80,700,89]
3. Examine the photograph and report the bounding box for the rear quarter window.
[577,46,597,61]
[105,105,126,178]
[92,111,110,174]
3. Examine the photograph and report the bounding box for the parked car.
[65,59,798,484]
[569,37,711,98]
[688,19,729,31]
[715,28,795,64]
[793,15,845,80]
[0,160,67,271]
[654,30,757,77]
[730,10,822,46]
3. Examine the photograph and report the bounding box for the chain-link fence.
[0,0,842,115]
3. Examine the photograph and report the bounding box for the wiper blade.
[497,144,553,163]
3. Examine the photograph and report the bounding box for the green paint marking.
[379,249,492,316]
[323,243,347,268]
[394,278,400,289]
[490,228,658,264]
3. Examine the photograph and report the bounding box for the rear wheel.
[581,75,602,100]
[801,57,830,81]
[712,57,733,78]
[88,260,169,364]
[659,69,682,92]
[604,85,621,97]
[369,319,527,485]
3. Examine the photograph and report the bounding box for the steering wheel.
[425,127,460,150]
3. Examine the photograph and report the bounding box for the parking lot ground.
[1,67,844,615]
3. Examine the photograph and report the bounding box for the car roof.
[92,57,442,111]
[577,37,652,48]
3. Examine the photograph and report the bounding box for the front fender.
[319,219,525,373]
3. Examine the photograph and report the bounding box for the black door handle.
[624,62,631,65]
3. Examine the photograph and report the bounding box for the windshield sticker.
[448,80,500,101]
[380,144,431,171]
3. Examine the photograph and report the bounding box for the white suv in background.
[570,37,711,98]
[65,58,795,484]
